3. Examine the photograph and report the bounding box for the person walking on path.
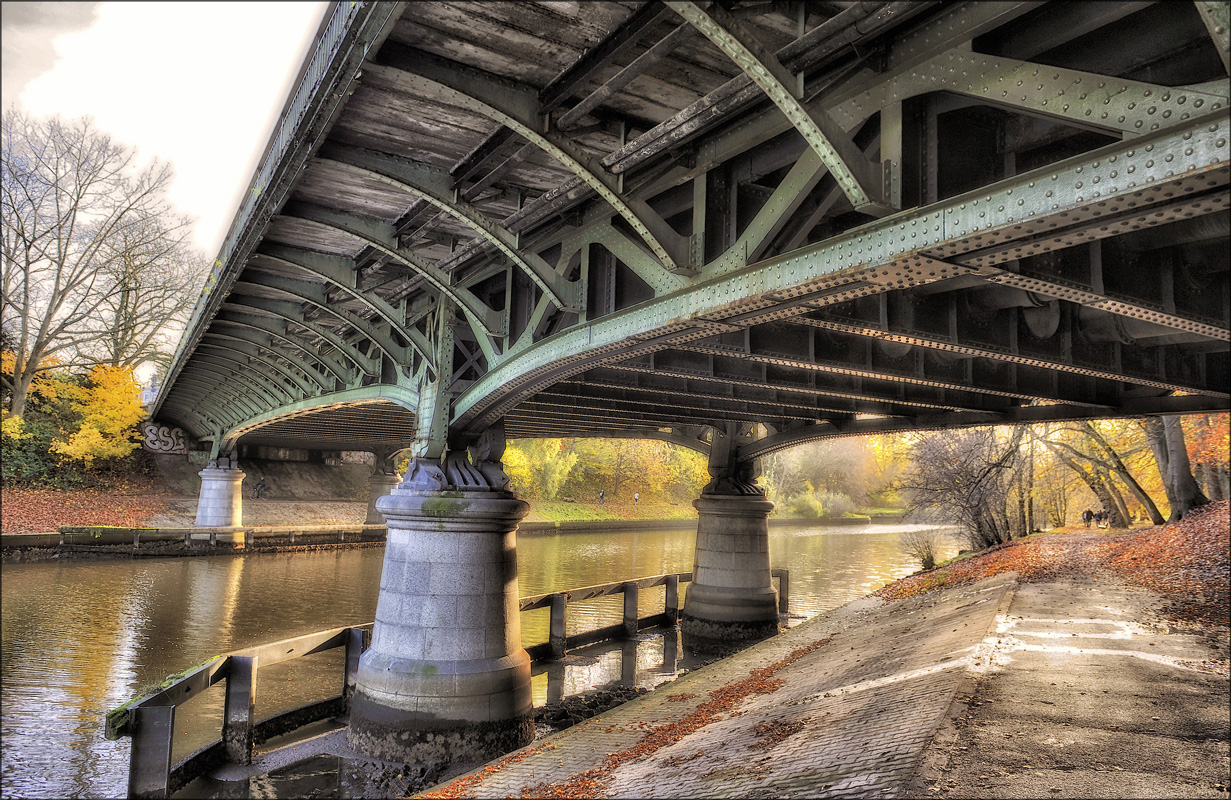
[634,492,639,505]
[599,490,605,504]
[1081,508,1094,528]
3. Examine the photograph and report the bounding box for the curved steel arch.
[198,333,332,393]
[214,303,368,383]
[273,210,502,344]
[194,341,320,399]
[247,248,424,368]
[178,361,293,411]
[316,147,581,310]
[364,48,691,274]
[219,385,421,452]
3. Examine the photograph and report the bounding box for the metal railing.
[105,625,370,799]
[107,569,789,798]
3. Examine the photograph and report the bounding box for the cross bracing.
[154,1,1230,460]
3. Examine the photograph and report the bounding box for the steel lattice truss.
[156,0,1231,460]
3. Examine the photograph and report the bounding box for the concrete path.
[420,575,1017,798]
[908,576,1230,799]
[419,571,1229,799]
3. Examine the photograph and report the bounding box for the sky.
[2,1,329,258]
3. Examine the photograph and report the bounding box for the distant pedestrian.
[1081,508,1093,528]
[598,490,605,504]
[634,492,639,505]
[253,476,267,499]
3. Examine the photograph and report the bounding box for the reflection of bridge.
[152,0,1229,770]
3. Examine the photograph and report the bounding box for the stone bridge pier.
[348,436,534,764]
[681,426,780,649]
[193,454,245,541]
[365,451,402,525]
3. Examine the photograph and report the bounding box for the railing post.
[129,705,175,799]
[209,529,217,546]
[133,531,141,548]
[343,627,367,711]
[776,569,790,615]
[549,594,568,659]
[223,656,257,765]
[623,582,639,638]
[183,530,192,546]
[664,574,680,624]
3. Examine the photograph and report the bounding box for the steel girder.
[454,107,1230,431]
[155,2,1229,458]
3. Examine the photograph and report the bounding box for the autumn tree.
[1031,421,1164,527]
[900,426,1026,549]
[1185,413,1229,502]
[49,364,146,469]
[1,111,204,418]
[503,438,578,500]
[1141,415,1210,521]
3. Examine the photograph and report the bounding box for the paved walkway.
[420,575,1017,799]
[418,570,1228,799]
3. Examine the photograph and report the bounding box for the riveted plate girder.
[363,50,690,274]
[667,1,889,214]
[212,311,355,385]
[830,50,1229,140]
[455,109,1230,431]
[315,146,581,310]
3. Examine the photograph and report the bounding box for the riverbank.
[1,488,900,537]
[418,504,1229,799]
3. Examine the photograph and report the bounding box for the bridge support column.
[194,459,245,538]
[365,471,401,525]
[681,424,779,648]
[348,452,533,764]
[680,492,779,647]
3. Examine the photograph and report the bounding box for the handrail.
[106,569,789,799]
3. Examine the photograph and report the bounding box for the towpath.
[419,566,1229,799]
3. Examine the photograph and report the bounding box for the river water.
[0,522,959,799]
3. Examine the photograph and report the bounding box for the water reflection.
[1,523,958,798]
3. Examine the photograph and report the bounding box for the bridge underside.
[156,0,1230,461]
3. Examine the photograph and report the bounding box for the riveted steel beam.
[611,361,963,415]
[212,311,355,385]
[224,291,380,379]
[316,146,582,310]
[830,49,1230,139]
[219,387,420,453]
[739,393,1231,461]
[197,338,323,397]
[1195,0,1231,74]
[791,316,1225,398]
[456,109,1231,432]
[277,207,502,342]
[668,1,890,215]
[365,46,691,274]
[255,243,435,365]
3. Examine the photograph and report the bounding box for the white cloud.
[18,2,328,256]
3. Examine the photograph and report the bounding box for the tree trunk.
[1141,417,1178,516]
[1163,415,1209,521]
[1078,422,1166,524]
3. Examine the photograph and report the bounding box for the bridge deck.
[153,1,1230,460]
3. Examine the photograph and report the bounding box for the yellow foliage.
[2,350,68,405]
[49,365,146,467]
[1,413,29,441]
